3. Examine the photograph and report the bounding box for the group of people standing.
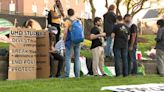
[49,2,138,78]
[48,0,164,78]
[48,0,84,78]
[90,4,138,77]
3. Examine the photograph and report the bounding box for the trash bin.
[0,48,9,80]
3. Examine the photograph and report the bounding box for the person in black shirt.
[90,17,106,76]
[124,14,138,75]
[103,4,116,58]
[112,16,130,77]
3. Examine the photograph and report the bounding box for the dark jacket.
[155,27,164,51]
[103,11,116,37]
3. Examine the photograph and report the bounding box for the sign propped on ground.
[101,84,164,92]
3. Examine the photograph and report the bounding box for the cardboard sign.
[36,30,50,78]
[8,66,36,80]
[8,28,37,80]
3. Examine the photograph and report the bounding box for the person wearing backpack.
[124,14,138,75]
[112,16,130,77]
[63,9,84,78]
[90,17,106,76]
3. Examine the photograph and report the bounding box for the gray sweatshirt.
[155,27,164,51]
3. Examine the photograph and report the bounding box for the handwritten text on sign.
[8,28,38,80]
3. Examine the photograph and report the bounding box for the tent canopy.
[0,18,13,35]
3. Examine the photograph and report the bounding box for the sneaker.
[94,75,98,76]
[49,76,55,78]
[102,74,107,76]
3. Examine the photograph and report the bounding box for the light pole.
[32,2,37,16]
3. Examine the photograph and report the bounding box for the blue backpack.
[70,20,84,44]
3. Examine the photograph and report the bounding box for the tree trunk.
[126,0,132,14]
[89,0,96,20]
[105,0,108,9]
[116,0,122,16]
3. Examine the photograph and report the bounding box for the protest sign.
[8,28,37,80]
[36,30,50,78]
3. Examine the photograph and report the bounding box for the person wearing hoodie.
[155,19,164,77]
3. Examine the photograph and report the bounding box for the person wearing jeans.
[65,44,80,77]
[124,14,138,75]
[112,16,130,77]
[103,4,116,58]
[128,46,137,74]
[63,9,81,78]
[113,48,128,76]
[105,36,114,57]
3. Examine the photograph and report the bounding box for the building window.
[75,0,78,5]
[66,0,70,9]
[66,0,70,4]
[78,0,80,3]
[75,0,80,5]
[66,5,70,9]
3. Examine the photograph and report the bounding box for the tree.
[115,0,122,16]
[89,0,96,19]
[105,0,109,9]
[115,0,149,17]
[84,0,96,20]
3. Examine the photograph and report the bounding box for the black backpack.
[47,11,52,25]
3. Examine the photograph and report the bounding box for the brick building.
[0,0,85,17]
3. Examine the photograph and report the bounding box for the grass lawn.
[138,35,156,57]
[0,42,9,48]
[0,75,163,92]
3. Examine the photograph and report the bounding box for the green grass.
[0,42,9,48]
[0,75,163,92]
[81,39,92,58]
[138,35,156,57]
[81,50,92,59]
